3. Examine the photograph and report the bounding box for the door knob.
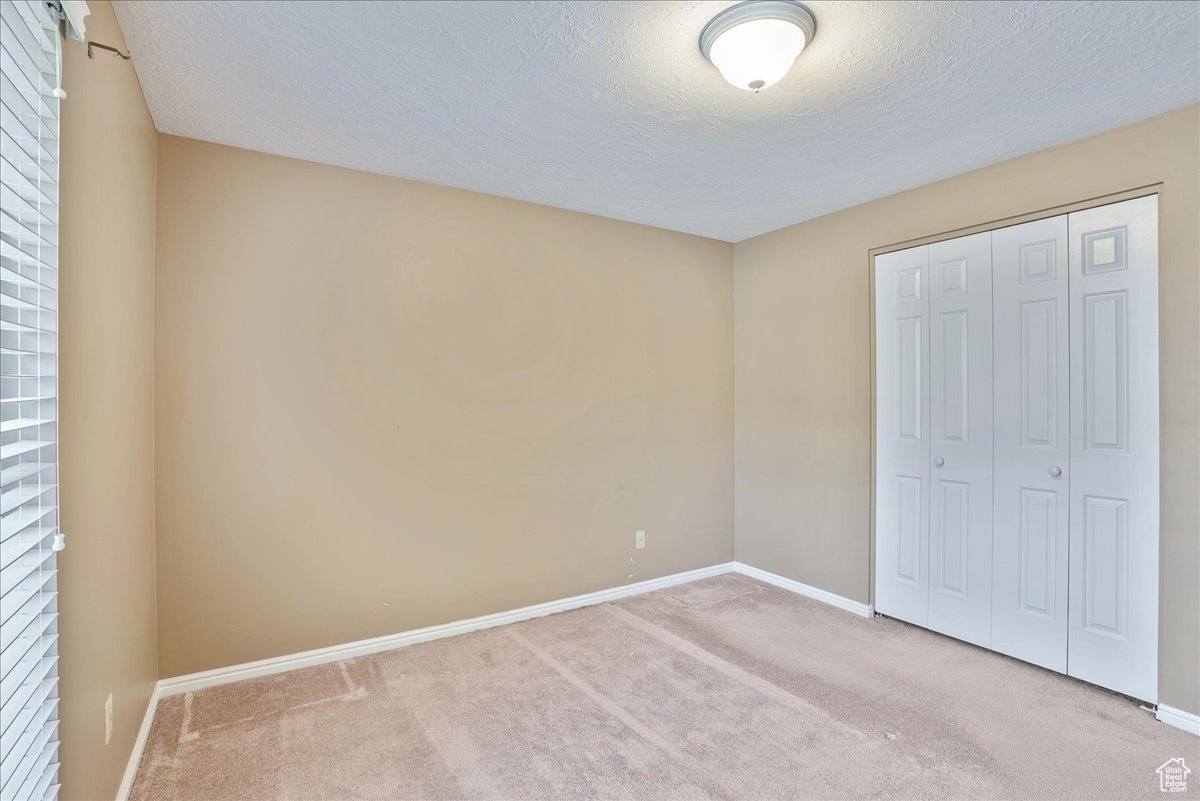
[1048,466,1062,478]
[933,456,945,467]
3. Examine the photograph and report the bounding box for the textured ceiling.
[112,0,1199,242]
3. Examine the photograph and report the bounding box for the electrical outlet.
[105,693,113,745]
[635,529,646,550]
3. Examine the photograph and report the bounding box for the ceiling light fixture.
[699,0,816,93]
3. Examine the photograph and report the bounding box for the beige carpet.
[130,574,1194,800]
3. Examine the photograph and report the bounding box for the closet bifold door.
[874,245,930,627]
[926,233,993,647]
[1066,195,1159,702]
[990,215,1070,672]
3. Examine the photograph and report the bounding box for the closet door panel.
[1067,195,1159,702]
[875,245,930,626]
[991,215,1069,672]
[927,232,993,647]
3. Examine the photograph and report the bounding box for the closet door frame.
[868,187,1161,702]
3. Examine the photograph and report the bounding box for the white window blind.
[0,1,62,799]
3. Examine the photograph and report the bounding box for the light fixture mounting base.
[699,0,817,61]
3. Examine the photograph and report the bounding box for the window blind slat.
[0,482,55,515]
[0,36,59,123]
[0,315,53,333]
[0,71,58,148]
[1,273,56,298]
[0,159,56,217]
[0,289,57,314]
[1,698,55,780]
[1,207,55,252]
[4,729,57,801]
[2,700,55,786]
[0,622,54,715]
[0,2,56,76]
[0,527,56,569]
[0,128,58,198]
[0,627,53,700]
[0,240,56,277]
[0,496,54,534]
[0,4,58,110]
[0,309,57,330]
[0,339,57,355]
[0,268,54,295]
[0,180,56,228]
[0,561,53,623]
[0,440,52,461]
[0,609,54,695]
[0,461,52,487]
[0,92,56,164]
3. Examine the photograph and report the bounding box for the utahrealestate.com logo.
[1158,758,1190,793]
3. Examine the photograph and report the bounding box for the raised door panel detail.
[1019,488,1056,618]
[1082,496,1128,638]
[936,480,969,595]
[1019,240,1058,283]
[896,476,922,583]
[1084,291,1128,452]
[939,259,967,295]
[897,316,923,440]
[1082,226,1128,274]
[897,267,922,300]
[939,311,969,443]
[1021,300,1057,447]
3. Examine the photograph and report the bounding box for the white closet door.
[926,232,993,647]
[1067,195,1159,702]
[875,245,930,627]
[991,216,1070,671]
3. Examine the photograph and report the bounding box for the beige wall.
[44,11,1197,789]
[153,136,734,677]
[733,105,1200,715]
[57,2,159,799]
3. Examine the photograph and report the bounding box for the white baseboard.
[157,562,737,697]
[120,558,1185,798]
[155,559,875,700]
[122,558,874,794]
[1156,703,1200,736]
[732,561,874,618]
[115,683,161,801]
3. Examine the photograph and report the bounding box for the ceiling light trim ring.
[698,0,817,62]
